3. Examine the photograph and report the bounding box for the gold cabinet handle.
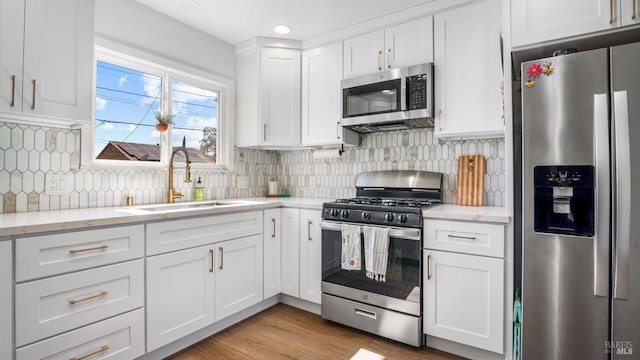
[71,345,109,360]
[219,247,224,270]
[69,244,108,254]
[209,249,214,273]
[31,79,36,110]
[447,234,477,240]
[427,253,432,280]
[69,291,108,305]
[377,50,382,71]
[336,121,341,140]
[307,220,313,241]
[271,218,276,238]
[610,0,614,23]
[387,48,391,69]
[437,109,443,131]
[633,0,637,19]
[10,75,15,107]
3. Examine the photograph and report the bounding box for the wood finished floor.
[166,303,466,360]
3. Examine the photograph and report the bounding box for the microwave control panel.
[407,74,427,110]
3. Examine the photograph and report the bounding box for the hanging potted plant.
[154,111,173,132]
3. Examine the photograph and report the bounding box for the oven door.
[320,220,422,316]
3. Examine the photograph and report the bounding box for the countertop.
[0,197,330,237]
[0,198,510,237]
[423,204,510,224]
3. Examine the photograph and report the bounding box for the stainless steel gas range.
[320,170,443,347]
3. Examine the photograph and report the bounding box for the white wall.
[94,0,235,79]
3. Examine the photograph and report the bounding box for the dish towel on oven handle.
[363,226,390,282]
[341,224,362,270]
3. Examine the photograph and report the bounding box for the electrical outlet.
[45,174,73,195]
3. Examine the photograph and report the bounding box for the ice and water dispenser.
[534,166,595,237]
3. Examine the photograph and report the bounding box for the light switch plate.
[45,174,73,195]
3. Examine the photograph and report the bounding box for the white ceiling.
[133,0,435,45]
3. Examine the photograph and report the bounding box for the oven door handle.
[319,221,421,241]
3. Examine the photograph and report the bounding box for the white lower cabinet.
[423,250,504,353]
[146,245,215,352]
[16,309,145,360]
[146,232,263,351]
[15,259,144,347]
[281,208,301,297]
[0,241,11,360]
[299,209,322,304]
[263,209,282,299]
[423,218,505,354]
[280,208,322,304]
[214,234,263,321]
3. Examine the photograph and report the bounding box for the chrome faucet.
[167,137,192,203]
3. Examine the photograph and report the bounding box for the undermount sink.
[120,200,260,214]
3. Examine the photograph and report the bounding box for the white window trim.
[81,38,235,171]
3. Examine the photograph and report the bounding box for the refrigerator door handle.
[594,93,610,298]
[613,90,631,300]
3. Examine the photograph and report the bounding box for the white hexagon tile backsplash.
[0,120,505,213]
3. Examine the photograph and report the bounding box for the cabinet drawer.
[424,219,504,257]
[147,211,263,255]
[16,308,145,360]
[16,224,144,281]
[15,260,144,346]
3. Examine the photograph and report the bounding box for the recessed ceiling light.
[274,25,292,35]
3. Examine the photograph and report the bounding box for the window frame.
[81,41,234,171]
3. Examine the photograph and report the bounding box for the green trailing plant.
[154,111,174,125]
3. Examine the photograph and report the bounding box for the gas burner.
[333,197,440,209]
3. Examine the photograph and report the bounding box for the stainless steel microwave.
[341,63,433,133]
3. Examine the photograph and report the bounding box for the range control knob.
[341,210,350,218]
[384,213,394,222]
[330,209,339,217]
[361,211,371,220]
[398,214,408,224]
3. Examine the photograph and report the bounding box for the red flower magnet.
[527,64,543,78]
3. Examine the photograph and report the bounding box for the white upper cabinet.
[343,16,433,79]
[301,42,359,147]
[512,0,640,47]
[433,0,504,139]
[236,42,301,148]
[0,0,94,125]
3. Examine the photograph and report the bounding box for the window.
[84,46,232,170]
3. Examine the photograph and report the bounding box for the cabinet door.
[343,30,385,79]
[434,0,504,139]
[264,209,282,299]
[146,245,214,351]
[302,42,357,146]
[0,0,24,114]
[424,250,504,354]
[384,16,434,70]
[22,0,94,122]
[281,208,300,297]
[299,209,322,304]
[512,0,612,47]
[215,234,263,321]
[0,241,11,360]
[621,0,640,26]
[260,48,301,146]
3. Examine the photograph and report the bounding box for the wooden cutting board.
[456,155,486,206]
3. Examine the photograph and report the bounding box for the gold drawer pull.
[69,244,108,254]
[69,291,109,305]
[71,345,109,360]
[447,234,477,240]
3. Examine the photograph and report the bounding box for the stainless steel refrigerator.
[521,42,640,359]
